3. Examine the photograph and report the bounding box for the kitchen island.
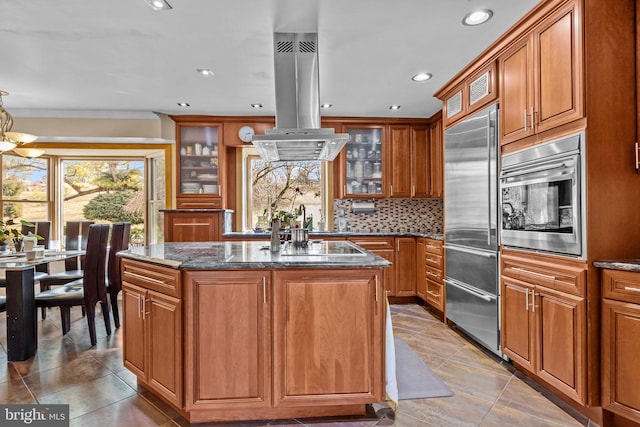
[118,240,390,423]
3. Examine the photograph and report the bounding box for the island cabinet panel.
[122,260,183,408]
[272,269,385,407]
[183,270,271,411]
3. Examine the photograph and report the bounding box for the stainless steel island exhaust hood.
[251,32,349,161]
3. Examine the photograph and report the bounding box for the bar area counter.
[118,241,390,423]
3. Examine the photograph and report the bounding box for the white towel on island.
[385,298,398,409]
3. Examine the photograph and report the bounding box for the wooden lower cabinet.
[417,238,445,312]
[395,238,416,296]
[177,267,385,422]
[272,269,384,407]
[349,237,395,296]
[163,210,228,242]
[501,251,587,405]
[122,261,183,408]
[601,269,640,424]
[183,270,271,414]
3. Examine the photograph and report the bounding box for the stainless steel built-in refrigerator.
[444,103,501,356]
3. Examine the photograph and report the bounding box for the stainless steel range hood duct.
[251,32,349,161]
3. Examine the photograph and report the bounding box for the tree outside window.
[248,157,324,230]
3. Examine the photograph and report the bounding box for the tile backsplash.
[333,198,443,233]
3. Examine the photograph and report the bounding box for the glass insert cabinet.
[341,126,385,198]
[176,123,223,208]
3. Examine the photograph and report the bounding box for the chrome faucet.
[298,204,306,227]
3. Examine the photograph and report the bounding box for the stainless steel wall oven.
[500,131,585,257]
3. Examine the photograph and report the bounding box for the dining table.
[0,250,85,361]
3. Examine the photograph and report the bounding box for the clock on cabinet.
[238,125,255,143]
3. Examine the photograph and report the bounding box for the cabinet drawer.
[424,239,443,255]
[602,269,640,304]
[425,265,443,282]
[426,280,444,310]
[176,196,222,209]
[122,259,181,298]
[425,253,443,270]
[349,237,394,251]
[501,251,586,296]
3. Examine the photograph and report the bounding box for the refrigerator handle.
[487,114,492,246]
[445,278,496,302]
[445,244,497,258]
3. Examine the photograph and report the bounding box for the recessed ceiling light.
[177,102,190,107]
[321,103,333,109]
[462,9,493,26]
[389,105,401,110]
[412,73,432,82]
[197,68,214,76]
[251,103,263,108]
[144,0,172,11]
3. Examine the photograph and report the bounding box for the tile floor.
[0,302,595,426]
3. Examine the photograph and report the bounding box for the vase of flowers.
[0,219,40,252]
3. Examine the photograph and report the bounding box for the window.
[1,154,50,223]
[60,158,145,235]
[245,155,325,230]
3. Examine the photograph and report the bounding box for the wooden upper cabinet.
[389,125,412,198]
[534,0,583,133]
[500,0,583,145]
[174,120,223,208]
[428,118,443,198]
[500,34,535,143]
[443,62,497,128]
[411,126,430,198]
[339,124,387,198]
[443,84,466,127]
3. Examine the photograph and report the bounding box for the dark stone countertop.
[223,230,444,240]
[118,240,392,270]
[593,260,640,272]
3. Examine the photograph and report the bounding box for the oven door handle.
[500,161,572,179]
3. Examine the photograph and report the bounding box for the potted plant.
[0,219,40,252]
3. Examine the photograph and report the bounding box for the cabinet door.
[535,287,586,404]
[273,269,384,407]
[395,238,416,296]
[122,283,147,379]
[428,119,443,198]
[602,299,640,422]
[500,34,535,145]
[533,1,583,133]
[416,239,426,300]
[411,126,430,198]
[147,290,183,406]
[389,125,412,198]
[501,276,535,372]
[164,212,219,242]
[176,123,222,207]
[184,271,271,410]
[341,126,385,198]
[349,238,394,296]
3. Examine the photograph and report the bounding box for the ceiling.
[2,0,540,121]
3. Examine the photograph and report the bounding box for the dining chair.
[106,222,130,328]
[21,221,51,249]
[38,221,94,319]
[35,223,111,346]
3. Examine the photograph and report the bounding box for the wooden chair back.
[21,221,51,249]
[64,221,94,270]
[107,222,131,296]
[81,224,110,308]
